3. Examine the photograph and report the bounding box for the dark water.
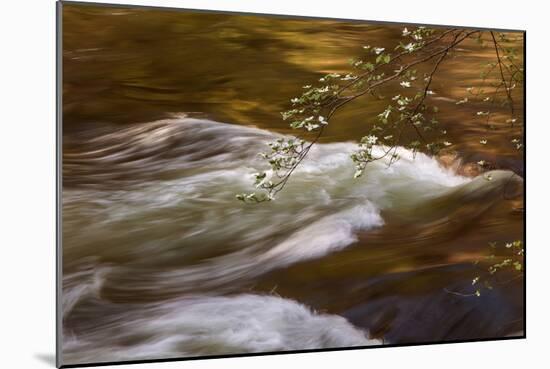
[61,3,524,365]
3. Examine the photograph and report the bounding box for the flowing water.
[61,4,524,365]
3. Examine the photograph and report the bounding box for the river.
[60,3,524,365]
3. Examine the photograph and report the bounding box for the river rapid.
[60,4,524,365]
[62,117,523,364]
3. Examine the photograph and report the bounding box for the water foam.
[61,117,522,364]
[63,293,379,364]
[62,117,478,295]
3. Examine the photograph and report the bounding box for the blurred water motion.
[61,3,524,365]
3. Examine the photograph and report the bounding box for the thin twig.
[490,31,515,118]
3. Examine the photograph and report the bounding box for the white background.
[0,0,546,368]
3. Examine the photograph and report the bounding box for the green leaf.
[376,53,391,64]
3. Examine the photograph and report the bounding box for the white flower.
[341,74,356,81]
[392,95,401,101]
[305,123,320,131]
[397,97,411,106]
[373,47,385,55]
[477,111,489,116]
[291,98,300,104]
[402,27,411,36]
[443,141,452,146]
[404,43,415,52]
[426,90,435,95]
[302,85,311,89]
[353,169,363,179]
[400,81,411,88]
[365,135,378,145]
[477,160,486,166]
[318,116,328,125]
[378,108,391,120]
[363,45,371,49]
[480,139,488,145]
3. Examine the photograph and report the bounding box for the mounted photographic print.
[56,1,526,367]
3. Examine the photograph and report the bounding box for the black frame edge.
[56,1,64,368]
